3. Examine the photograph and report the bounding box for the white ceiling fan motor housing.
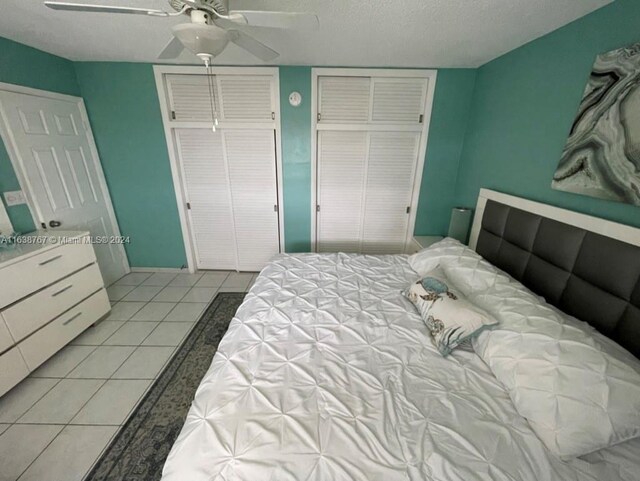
[190,9,209,24]
[169,0,228,16]
[171,9,229,59]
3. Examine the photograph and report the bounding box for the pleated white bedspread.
[161,253,640,481]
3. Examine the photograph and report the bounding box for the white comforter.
[162,253,640,481]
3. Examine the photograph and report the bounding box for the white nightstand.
[410,236,444,253]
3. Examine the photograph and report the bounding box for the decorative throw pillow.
[404,266,498,356]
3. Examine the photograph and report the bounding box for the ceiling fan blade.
[229,10,319,30]
[158,37,185,60]
[228,31,279,62]
[44,1,169,16]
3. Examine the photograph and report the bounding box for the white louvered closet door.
[166,74,214,121]
[316,74,430,254]
[164,72,280,271]
[361,132,421,254]
[317,131,367,252]
[175,129,237,270]
[224,130,279,271]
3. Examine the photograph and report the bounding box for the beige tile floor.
[0,270,256,481]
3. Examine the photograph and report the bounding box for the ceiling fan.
[44,0,320,62]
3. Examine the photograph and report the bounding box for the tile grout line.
[4,272,245,481]
[14,316,147,480]
[8,273,152,480]
[14,377,109,481]
[30,344,99,380]
[15,424,66,481]
[77,344,184,480]
[74,280,220,480]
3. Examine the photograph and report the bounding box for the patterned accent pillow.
[404,266,498,356]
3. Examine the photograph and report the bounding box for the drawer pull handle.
[52,284,73,297]
[63,312,82,326]
[39,254,62,266]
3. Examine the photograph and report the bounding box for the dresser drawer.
[3,263,104,343]
[18,288,110,371]
[0,241,96,309]
[0,347,30,397]
[0,317,13,354]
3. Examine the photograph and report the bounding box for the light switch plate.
[3,190,26,207]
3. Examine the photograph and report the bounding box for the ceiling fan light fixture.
[171,23,229,58]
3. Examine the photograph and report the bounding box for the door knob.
[49,220,62,228]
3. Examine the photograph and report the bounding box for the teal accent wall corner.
[0,37,80,233]
[414,69,477,236]
[9,3,637,268]
[0,37,80,96]
[455,0,640,228]
[0,141,35,233]
[276,67,477,246]
[74,62,187,268]
[279,66,312,252]
[0,37,482,263]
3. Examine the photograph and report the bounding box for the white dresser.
[0,231,110,396]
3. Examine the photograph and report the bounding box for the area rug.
[85,292,245,481]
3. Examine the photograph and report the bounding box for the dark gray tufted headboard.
[471,192,640,358]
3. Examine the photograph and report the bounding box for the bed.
[161,189,640,481]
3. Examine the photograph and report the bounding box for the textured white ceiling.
[0,0,612,67]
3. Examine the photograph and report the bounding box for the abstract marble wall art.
[552,42,640,206]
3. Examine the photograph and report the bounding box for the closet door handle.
[52,284,73,297]
[39,254,62,266]
[63,312,82,325]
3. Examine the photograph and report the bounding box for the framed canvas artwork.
[552,42,640,206]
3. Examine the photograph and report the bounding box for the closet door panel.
[217,75,274,121]
[318,77,371,123]
[370,78,427,123]
[224,130,279,271]
[361,132,420,254]
[317,131,367,253]
[166,74,218,122]
[175,129,236,269]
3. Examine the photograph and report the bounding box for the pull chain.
[204,58,219,132]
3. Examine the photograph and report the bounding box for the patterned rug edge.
[84,291,245,481]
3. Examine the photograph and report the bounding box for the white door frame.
[0,199,12,234]
[153,65,284,273]
[310,68,437,253]
[0,81,130,274]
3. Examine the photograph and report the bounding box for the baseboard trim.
[130,267,187,273]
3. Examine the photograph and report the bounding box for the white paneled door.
[315,70,436,254]
[0,89,128,285]
[157,68,282,272]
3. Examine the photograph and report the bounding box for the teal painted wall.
[275,67,477,247]
[5,1,640,266]
[0,30,478,264]
[279,66,312,251]
[74,63,187,268]
[455,0,640,228]
[0,55,477,263]
[415,69,477,235]
[0,37,80,233]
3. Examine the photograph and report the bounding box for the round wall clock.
[289,91,302,107]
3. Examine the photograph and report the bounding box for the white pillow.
[408,237,511,294]
[413,238,640,458]
[403,266,498,356]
